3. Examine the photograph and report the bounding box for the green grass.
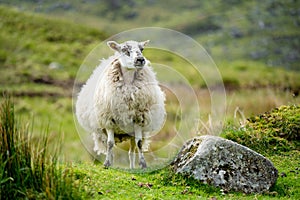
[70,152,299,200]
[1,5,299,162]
[2,0,299,70]
[0,96,82,199]
[1,96,299,199]
[0,5,299,199]
[269,151,300,199]
[218,60,300,91]
[222,105,300,155]
[0,5,106,92]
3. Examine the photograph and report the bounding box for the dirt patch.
[2,90,67,98]
[31,75,74,90]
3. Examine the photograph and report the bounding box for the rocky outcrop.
[171,135,278,193]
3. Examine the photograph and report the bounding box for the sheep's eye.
[122,48,130,56]
[139,45,144,52]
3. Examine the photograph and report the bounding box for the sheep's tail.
[92,131,107,155]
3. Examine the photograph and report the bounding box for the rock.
[171,135,278,194]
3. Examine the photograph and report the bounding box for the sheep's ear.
[107,41,121,52]
[140,40,150,48]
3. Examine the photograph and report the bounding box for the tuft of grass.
[0,95,82,199]
[222,104,300,155]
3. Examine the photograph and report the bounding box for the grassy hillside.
[0,6,107,161]
[0,4,299,199]
[0,6,106,95]
[1,0,299,70]
[0,5,299,162]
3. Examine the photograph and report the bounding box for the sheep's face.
[107,40,150,70]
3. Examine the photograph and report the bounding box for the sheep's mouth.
[135,65,144,69]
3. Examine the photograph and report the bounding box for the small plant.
[222,105,300,155]
[0,95,81,199]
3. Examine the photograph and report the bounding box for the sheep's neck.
[111,60,141,84]
[121,68,140,84]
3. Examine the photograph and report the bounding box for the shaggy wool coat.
[76,54,166,154]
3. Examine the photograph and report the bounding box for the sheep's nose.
[135,57,145,67]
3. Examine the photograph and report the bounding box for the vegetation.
[0,2,299,199]
[222,105,300,154]
[0,6,106,161]
[1,96,299,199]
[0,5,297,161]
[0,6,106,95]
[1,0,299,70]
[220,105,300,199]
[0,95,81,199]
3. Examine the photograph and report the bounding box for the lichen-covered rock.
[171,135,278,194]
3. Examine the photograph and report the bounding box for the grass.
[13,96,90,162]
[2,0,299,70]
[222,105,300,154]
[55,151,300,200]
[0,95,81,199]
[0,4,299,199]
[0,5,299,162]
[0,5,107,91]
[1,96,299,199]
[71,104,300,200]
[269,151,300,198]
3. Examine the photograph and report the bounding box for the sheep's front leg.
[129,138,136,169]
[92,132,101,155]
[134,125,147,169]
[104,129,114,168]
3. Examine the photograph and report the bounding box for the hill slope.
[0,6,106,95]
[0,6,107,161]
[1,0,299,70]
[0,6,299,199]
[0,5,299,162]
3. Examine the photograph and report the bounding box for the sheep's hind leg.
[104,129,114,168]
[129,138,136,169]
[134,125,147,169]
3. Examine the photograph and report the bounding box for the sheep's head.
[107,40,150,70]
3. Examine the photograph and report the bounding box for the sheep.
[76,40,166,169]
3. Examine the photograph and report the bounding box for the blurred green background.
[0,0,299,162]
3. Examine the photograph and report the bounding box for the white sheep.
[76,40,166,169]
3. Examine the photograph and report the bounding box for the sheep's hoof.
[103,160,111,168]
